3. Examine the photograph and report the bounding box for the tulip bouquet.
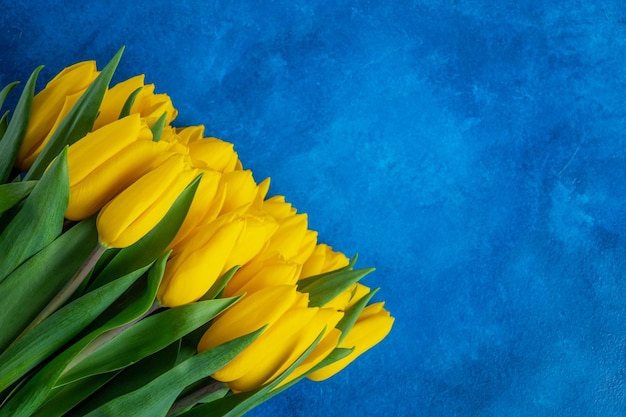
[0,47,393,417]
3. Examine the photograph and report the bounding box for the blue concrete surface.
[2,1,626,416]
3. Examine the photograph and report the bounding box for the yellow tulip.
[300,243,350,279]
[96,155,198,248]
[17,61,100,170]
[188,137,240,172]
[307,302,394,381]
[262,213,317,264]
[222,253,301,297]
[198,286,343,392]
[262,195,296,220]
[216,170,260,215]
[65,114,174,220]
[168,168,222,248]
[159,212,278,307]
[93,75,178,130]
[176,125,205,145]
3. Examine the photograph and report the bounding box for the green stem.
[19,243,107,337]
[166,380,227,417]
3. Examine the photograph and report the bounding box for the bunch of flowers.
[0,48,393,417]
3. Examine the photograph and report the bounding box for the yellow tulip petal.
[17,61,98,168]
[93,75,145,130]
[224,255,300,297]
[307,305,394,381]
[198,286,300,361]
[66,139,170,220]
[158,220,245,307]
[177,125,205,144]
[96,156,196,248]
[188,137,239,172]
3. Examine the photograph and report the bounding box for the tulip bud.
[188,137,240,172]
[307,302,394,381]
[198,286,343,392]
[176,125,205,145]
[96,155,198,248]
[300,243,350,279]
[93,75,178,130]
[263,213,317,264]
[222,253,301,297]
[65,114,173,220]
[17,61,100,170]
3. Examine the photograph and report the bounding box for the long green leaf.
[0,69,40,183]
[0,111,10,143]
[31,372,120,417]
[58,297,240,386]
[84,329,263,417]
[67,342,180,416]
[3,253,169,417]
[25,47,124,180]
[0,81,19,114]
[298,267,375,308]
[335,288,378,344]
[0,263,148,393]
[88,174,201,290]
[0,148,69,284]
[0,180,37,214]
[0,217,98,351]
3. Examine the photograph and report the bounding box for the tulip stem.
[19,244,107,338]
[166,380,228,417]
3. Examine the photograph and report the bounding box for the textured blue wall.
[2,1,626,416]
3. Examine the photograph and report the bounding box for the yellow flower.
[323,282,372,312]
[300,243,350,279]
[65,114,173,220]
[216,170,260,215]
[92,75,178,130]
[159,212,278,307]
[17,61,100,170]
[222,253,301,297]
[306,302,394,381]
[96,155,198,248]
[168,168,222,248]
[198,286,343,392]
[188,137,241,172]
[262,212,317,264]
[176,125,205,145]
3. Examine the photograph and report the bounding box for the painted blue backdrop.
[2,1,626,416]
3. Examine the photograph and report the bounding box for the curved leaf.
[0,148,69,284]
[0,70,40,183]
[0,180,37,214]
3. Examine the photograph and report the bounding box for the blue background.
[2,1,626,416]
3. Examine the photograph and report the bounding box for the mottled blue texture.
[2,1,626,416]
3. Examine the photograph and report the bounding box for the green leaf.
[0,148,69,284]
[0,68,41,183]
[58,296,241,386]
[30,372,120,417]
[336,288,378,344]
[201,265,240,301]
[118,87,143,119]
[0,111,10,143]
[0,81,19,114]
[150,112,167,142]
[0,217,98,351]
[83,329,263,417]
[0,263,148,393]
[0,180,37,214]
[67,341,180,416]
[88,174,201,290]
[25,47,124,180]
[298,267,375,308]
